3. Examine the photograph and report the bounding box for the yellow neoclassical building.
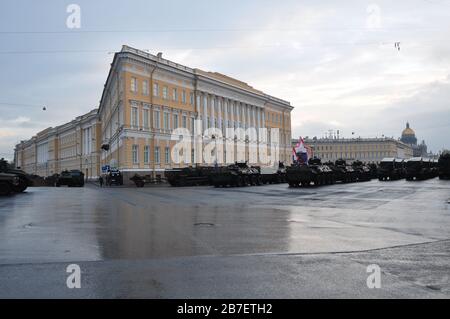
[15,45,294,180]
[296,137,413,163]
[98,45,293,179]
[14,109,101,179]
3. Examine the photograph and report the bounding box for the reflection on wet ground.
[0,179,449,264]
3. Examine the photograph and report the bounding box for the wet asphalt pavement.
[0,179,449,298]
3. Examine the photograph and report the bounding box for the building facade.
[14,109,101,179]
[295,137,413,163]
[98,45,293,179]
[15,45,293,180]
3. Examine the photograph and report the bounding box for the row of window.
[131,145,187,165]
[131,106,195,130]
[131,77,194,105]
[313,144,392,151]
[315,151,393,159]
[130,77,289,125]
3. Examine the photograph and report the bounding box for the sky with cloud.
[1,0,449,160]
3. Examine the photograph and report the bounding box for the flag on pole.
[293,137,312,164]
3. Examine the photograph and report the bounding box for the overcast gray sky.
[1,0,450,160]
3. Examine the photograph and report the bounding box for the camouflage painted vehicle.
[258,162,287,184]
[210,162,261,187]
[438,152,450,180]
[351,160,372,182]
[0,173,20,196]
[325,159,357,183]
[405,157,435,181]
[56,170,85,187]
[0,158,32,192]
[286,158,334,187]
[165,166,214,187]
[377,158,404,181]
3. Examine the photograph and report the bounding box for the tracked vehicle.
[0,158,32,192]
[352,160,372,182]
[286,157,334,187]
[325,159,357,183]
[165,166,214,187]
[210,162,260,187]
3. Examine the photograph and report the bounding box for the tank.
[438,152,450,180]
[286,157,334,187]
[325,159,357,183]
[377,158,405,181]
[351,160,372,182]
[210,162,261,187]
[56,170,85,187]
[0,158,32,192]
[405,157,435,181]
[258,162,286,184]
[0,173,20,196]
[106,169,123,186]
[165,166,214,187]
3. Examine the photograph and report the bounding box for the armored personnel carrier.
[258,162,287,184]
[377,158,404,181]
[0,158,32,192]
[352,160,372,182]
[286,157,334,187]
[438,152,450,180]
[325,159,357,183]
[55,170,85,187]
[405,157,435,181]
[0,173,20,196]
[210,162,260,187]
[165,166,214,187]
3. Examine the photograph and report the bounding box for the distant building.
[14,109,101,179]
[292,137,413,164]
[400,122,428,157]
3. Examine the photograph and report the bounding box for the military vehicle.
[0,158,32,192]
[210,162,260,187]
[44,174,59,186]
[405,157,435,180]
[55,170,85,187]
[106,169,123,186]
[352,160,372,182]
[286,157,334,187]
[377,158,404,181]
[258,162,287,184]
[0,173,20,196]
[165,166,214,187]
[438,152,450,180]
[325,159,357,183]
[368,163,378,179]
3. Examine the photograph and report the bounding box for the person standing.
[99,175,104,187]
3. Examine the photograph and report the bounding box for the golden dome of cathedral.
[402,122,415,136]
